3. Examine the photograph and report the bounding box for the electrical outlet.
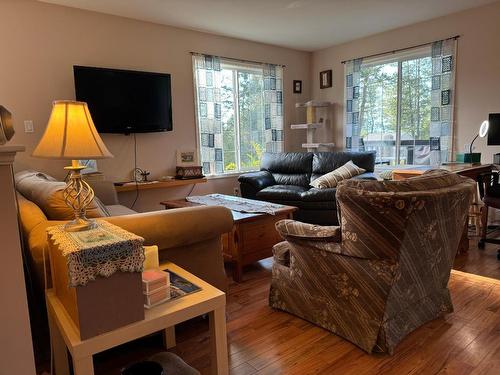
[233,187,240,196]
[24,120,34,133]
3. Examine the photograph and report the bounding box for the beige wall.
[0,0,310,211]
[311,1,500,163]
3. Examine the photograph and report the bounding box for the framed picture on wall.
[176,149,199,166]
[293,80,302,94]
[320,69,332,89]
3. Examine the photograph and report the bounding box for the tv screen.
[487,113,500,146]
[74,66,172,133]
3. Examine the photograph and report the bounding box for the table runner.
[47,220,145,287]
[186,193,284,215]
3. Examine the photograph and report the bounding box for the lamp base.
[63,160,97,232]
[64,217,98,232]
[457,153,481,163]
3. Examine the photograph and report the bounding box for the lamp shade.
[32,100,113,160]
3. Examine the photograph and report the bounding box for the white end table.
[46,262,228,375]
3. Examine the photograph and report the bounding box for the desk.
[392,163,495,252]
[392,163,493,181]
[46,262,228,375]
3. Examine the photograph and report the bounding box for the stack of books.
[142,270,170,309]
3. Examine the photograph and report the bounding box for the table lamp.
[459,120,489,163]
[33,100,113,231]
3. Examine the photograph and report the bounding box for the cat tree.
[291,100,334,152]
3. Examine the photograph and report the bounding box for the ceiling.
[40,0,497,51]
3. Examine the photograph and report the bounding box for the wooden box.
[176,166,204,179]
[48,237,144,340]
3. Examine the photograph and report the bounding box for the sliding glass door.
[357,48,433,165]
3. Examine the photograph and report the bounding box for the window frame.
[356,45,433,165]
[193,58,270,176]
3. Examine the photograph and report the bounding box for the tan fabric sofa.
[269,170,475,354]
[15,171,233,300]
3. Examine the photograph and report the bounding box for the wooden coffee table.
[160,195,297,282]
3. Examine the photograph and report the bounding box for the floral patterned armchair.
[269,170,475,354]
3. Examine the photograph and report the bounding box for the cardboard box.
[48,236,144,340]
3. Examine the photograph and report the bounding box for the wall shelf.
[302,143,335,149]
[290,123,323,129]
[295,100,331,108]
[115,178,207,192]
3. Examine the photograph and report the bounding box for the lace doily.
[47,220,145,287]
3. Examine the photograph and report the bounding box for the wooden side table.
[46,262,228,375]
[160,196,297,282]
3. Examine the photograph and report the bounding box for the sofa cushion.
[300,188,336,202]
[261,152,313,187]
[15,170,109,220]
[106,204,137,217]
[310,161,366,189]
[257,185,307,201]
[311,151,376,181]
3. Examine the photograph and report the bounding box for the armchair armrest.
[104,206,233,250]
[275,219,341,241]
[238,171,275,199]
[275,219,342,254]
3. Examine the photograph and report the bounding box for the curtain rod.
[341,35,460,64]
[189,52,286,67]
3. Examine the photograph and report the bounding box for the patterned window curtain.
[430,38,457,165]
[344,58,363,151]
[263,64,284,153]
[193,54,224,175]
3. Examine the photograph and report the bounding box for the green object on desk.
[456,153,481,163]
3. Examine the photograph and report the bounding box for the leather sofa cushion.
[271,173,310,188]
[261,152,313,187]
[300,188,337,202]
[15,170,108,220]
[311,151,376,181]
[257,185,307,201]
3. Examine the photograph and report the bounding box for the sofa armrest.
[238,170,276,189]
[104,206,233,250]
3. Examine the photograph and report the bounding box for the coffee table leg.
[73,356,94,375]
[231,226,244,283]
[164,326,176,349]
[209,306,228,375]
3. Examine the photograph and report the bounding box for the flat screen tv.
[487,113,500,146]
[74,66,172,133]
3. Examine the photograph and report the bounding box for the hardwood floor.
[90,237,500,375]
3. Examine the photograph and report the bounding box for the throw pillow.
[15,170,109,220]
[310,160,366,189]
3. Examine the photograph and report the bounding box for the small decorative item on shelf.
[320,69,332,89]
[176,149,204,179]
[293,80,302,94]
[176,165,204,179]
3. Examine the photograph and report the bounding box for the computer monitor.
[487,113,500,145]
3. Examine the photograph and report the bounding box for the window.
[193,55,283,176]
[345,39,456,166]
